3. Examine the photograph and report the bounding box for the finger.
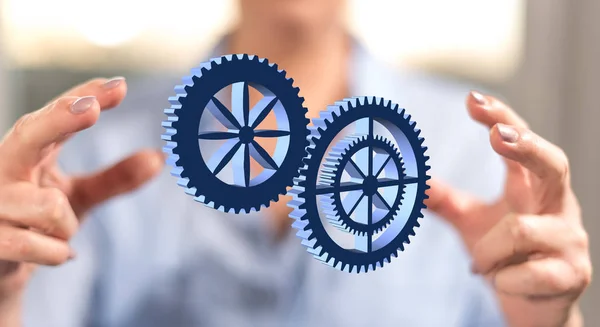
[466,91,528,129]
[490,124,569,183]
[493,257,583,297]
[50,77,127,111]
[0,184,78,240]
[472,214,575,274]
[70,149,165,215]
[0,224,73,266]
[0,96,101,178]
[425,178,482,223]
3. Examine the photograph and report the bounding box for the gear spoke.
[346,193,365,217]
[315,181,364,195]
[243,143,251,187]
[345,158,366,179]
[374,191,391,210]
[374,155,392,177]
[249,96,279,128]
[210,140,242,175]
[254,130,290,137]
[368,118,375,175]
[232,82,250,127]
[250,140,278,170]
[354,195,373,253]
[376,177,418,188]
[198,131,239,140]
[207,97,242,130]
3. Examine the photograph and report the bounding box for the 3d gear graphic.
[320,134,406,236]
[163,54,309,214]
[288,96,430,273]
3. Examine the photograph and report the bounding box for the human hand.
[426,92,592,327]
[0,78,164,301]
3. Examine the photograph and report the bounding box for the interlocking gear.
[288,96,430,273]
[163,54,309,214]
[320,134,406,236]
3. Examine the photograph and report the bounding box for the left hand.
[426,92,592,327]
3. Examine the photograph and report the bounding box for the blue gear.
[320,134,406,236]
[288,96,430,273]
[163,54,309,214]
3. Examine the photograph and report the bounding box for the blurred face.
[239,0,346,31]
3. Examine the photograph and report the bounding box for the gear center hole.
[239,126,255,144]
[362,175,378,196]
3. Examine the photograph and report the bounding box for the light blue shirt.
[24,41,508,327]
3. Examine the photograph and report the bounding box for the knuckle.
[509,215,532,244]
[523,130,540,159]
[574,257,593,290]
[10,233,32,258]
[11,113,35,145]
[41,188,68,233]
[86,77,105,86]
[573,228,589,250]
[558,148,570,180]
[535,263,573,294]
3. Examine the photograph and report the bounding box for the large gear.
[320,134,406,236]
[288,96,430,273]
[163,54,309,214]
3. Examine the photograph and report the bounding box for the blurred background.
[0,0,597,322]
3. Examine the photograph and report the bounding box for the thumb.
[425,178,481,226]
[69,149,165,216]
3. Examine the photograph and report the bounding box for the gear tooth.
[174,84,187,94]
[340,262,348,272]
[399,107,406,116]
[291,217,308,229]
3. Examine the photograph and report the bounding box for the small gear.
[163,54,309,214]
[288,96,430,273]
[319,134,406,236]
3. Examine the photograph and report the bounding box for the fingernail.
[497,123,519,143]
[68,248,77,260]
[471,91,487,105]
[71,96,96,114]
[103,76,125,89]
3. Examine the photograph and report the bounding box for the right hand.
[0,78,164,298]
